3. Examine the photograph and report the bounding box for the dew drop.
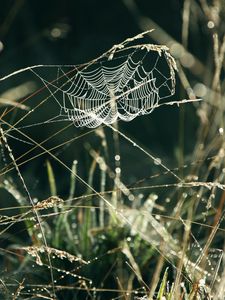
[115,155,120,161]
[165,197,171,203]
[219,127,224,135]
[154,157,161,165]
[115,167,121,174]
[207,21,215,29]
[128,194,135,201]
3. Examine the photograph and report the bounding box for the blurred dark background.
[0,0,183,67]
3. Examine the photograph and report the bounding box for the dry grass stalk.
[22,246,87,266]
[34,196,64,211]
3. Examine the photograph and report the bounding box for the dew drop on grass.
[154,157,162,165]
[33,197,38,203]
[115,167,121,174]
[207,21,215,28]
[115,155,120,161]
[218,127,223,135]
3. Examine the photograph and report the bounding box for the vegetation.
[0,1,224,299]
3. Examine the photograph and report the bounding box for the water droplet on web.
[154,157,161,165]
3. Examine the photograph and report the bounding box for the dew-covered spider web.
[0,31,179,130]
[31,43,177,128]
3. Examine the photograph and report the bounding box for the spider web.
[30,44,176,128]
[0,31,179,131]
